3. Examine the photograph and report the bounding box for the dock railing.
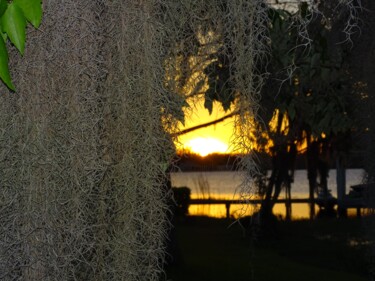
[189,196,368,219]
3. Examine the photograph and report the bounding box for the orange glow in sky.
[175,99,235,156]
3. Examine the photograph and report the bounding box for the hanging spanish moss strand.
[105,1,178,279]
[0,0,366,280]
[0,0,179,280]
[0,1,109,279]
[228,0,270,215]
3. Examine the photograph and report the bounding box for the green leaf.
[300,2,309,19]
[0,37,15,90]
[310,53,321,68]
[0,0,7,17]
[0,21,7,41]
[1,2,26,55]
[13,0,42,28]
[204,97,213,115]
[160,162,169,172]
[288,104,296,121]
[320,67,330,82]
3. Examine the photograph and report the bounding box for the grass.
[165,216,371,281]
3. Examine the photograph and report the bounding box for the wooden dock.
[189,197,366,219]
[190,198,312,219]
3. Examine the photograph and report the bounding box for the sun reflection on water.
[188,191,319,219]
[188,202,320,220]
[187,203,365,220]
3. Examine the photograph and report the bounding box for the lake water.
[170,169,365,219]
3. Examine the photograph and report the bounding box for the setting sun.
[175,99,235,156]
[186,137,228,157]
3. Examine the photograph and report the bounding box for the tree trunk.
[307,141,319,219]
[260,142,296,219]
[336,156,347,217]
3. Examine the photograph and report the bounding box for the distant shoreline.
[173,151,365,172]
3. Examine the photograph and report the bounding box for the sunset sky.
[175,99,236,156]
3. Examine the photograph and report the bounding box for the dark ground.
[165,215,371,281]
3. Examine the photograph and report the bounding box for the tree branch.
[173,110,239,136]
